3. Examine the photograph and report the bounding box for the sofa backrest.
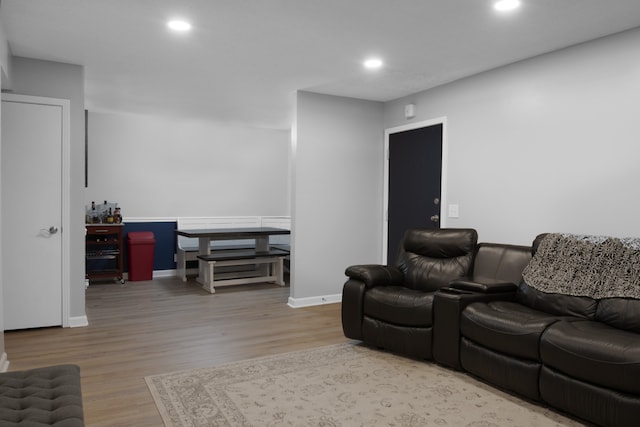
[596,297,640,333]
[531,233,548,256]
[517,233,598,318]
[516,282,598,319]
[395,228,477,292]
[520,232,640,320]
[472,243,531,284]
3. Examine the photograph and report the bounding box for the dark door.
[387,123,443,264]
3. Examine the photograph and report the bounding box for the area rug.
[145,342,585,427]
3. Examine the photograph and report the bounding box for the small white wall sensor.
[404,103,416,119]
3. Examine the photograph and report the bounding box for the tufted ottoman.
[0,364,84,426]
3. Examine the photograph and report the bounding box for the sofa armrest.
[433,285,517,370]
[342,279,365,340]
[448,278,518,294]
[345,264,404,288]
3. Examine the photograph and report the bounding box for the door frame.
[382,116,448,263]
[2,93,71,327]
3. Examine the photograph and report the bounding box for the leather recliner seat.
[537,298,640,427]
[432,242,532,370]
[343,230,640,427]
[342,228,478,359]
[460,284,597,400]
[457,235,640,427]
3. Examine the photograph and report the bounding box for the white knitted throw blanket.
[522,233,640,300]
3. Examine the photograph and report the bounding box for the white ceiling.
[2,0,640,129]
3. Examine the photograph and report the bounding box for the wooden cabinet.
[86,224,124,284]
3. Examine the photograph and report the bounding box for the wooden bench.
[197,247,290,293]
[176,217,291,282]
[176,217,261,281]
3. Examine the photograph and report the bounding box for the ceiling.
[2,0,640,130]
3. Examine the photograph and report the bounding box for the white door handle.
[39,226,59,238]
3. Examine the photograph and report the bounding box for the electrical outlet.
[448,204,460,218]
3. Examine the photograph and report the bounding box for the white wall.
[87,111,290,218]
[291,91,383,304]
[384,27,640,245]
[0,17,10,89]
[0,17,8,369]
[8,57,86,322]
[6,24,639,311]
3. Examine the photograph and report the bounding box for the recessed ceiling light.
[364,58,383,69]
[167,20,192,32]
[494,0,521,11]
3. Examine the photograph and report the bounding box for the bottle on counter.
[91,201,99,224]
[107,208,114,223]
[114,206,122,224]
[101,201,108,223]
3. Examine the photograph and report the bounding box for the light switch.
[448,204,460,218]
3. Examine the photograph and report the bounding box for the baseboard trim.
[120,269,176,282]
[0,352,9,372]
[287,293,341,308]
[69,315,89,328]
[153,269,176,278]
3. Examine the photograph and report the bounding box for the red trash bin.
[127,231,155,281]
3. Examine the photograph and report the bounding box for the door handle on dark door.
[430,215,440,223]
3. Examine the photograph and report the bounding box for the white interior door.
[2,95,68,330]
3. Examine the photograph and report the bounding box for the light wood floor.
[4,278,347,426]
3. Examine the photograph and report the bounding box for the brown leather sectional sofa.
[342,228,640,427]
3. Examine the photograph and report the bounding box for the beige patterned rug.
[145,342,585,427]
